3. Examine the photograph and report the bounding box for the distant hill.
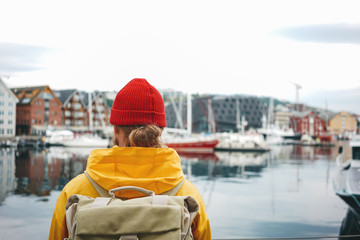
[301,87,360,115]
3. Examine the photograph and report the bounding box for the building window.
[8,111,13,116]
[0,120,3,125]
[74,103,82,110]
[0,129,4,135]
[8,120,12,125]
[0,102,4,106]
[8,102,13,107]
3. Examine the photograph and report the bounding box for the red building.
[11,86,62,135]
[290,111,326,137]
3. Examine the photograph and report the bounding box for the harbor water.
[0,144,349,239]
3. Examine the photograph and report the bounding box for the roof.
[11,85,47,105]
[11,85,61,105]
[0,77,18,103]
[80,91,111,108]
[54,89,77,106]
[80,91,94,107]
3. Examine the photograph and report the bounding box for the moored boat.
[334,137,360,215]
[162,133,219,153]
[44,129,110,148]
[214,132,269,152]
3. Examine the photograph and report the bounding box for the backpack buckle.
[119,234,138,240]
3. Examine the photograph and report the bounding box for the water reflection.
[181,151,270,180]
[0,148,16,204]
[0,144,338,200]
[0,144,347,239]
[0,148,89,203]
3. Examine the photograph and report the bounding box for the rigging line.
[212,234,360,240]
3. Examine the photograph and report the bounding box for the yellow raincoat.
[49,146,212,240]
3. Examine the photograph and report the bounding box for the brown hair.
[116,124,164,148]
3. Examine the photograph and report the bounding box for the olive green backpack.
[64,171,199,240]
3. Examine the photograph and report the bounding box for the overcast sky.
[1,0,360,113]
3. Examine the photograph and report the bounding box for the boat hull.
[165,139,219,153]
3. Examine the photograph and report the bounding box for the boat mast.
[169,93,185,129]
[267,97,274,129]
[187,92,192,135]
[88,92,93,132]
[207,97,216,133]
[236,98,241,132]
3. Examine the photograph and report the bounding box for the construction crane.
[293,83,302,111]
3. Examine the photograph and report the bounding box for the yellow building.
[274,105,291,129]
[329,111,357,135]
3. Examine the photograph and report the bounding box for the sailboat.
[162,93,219,153]
[214,98,269,152]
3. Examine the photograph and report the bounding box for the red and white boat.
[164,136,219,153]
[162,129,219,153]
[163,92,219,153]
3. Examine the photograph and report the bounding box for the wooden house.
[54,89,88,130]
[290,111,326,137]
[329,111,357,137]
[81,91,110,130]
[11,86,62,135]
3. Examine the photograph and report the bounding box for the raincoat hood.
[86,146,184,197]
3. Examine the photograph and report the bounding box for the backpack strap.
[160,178,185,196]
[84,170,111,197]
[85,170,185,197]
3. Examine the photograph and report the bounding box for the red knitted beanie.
[110,78,166,127]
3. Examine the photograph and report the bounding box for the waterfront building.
[102,91,117,109]
[329,111,357,137]
[286,103,308,112]
[54,89,88,130]
[0,78,18,138]
[11,86,62,135]
[192,95,267,133]
[80,91,110,130]
[289,111,303,135]
[292,111,326,137]
[274,105,292,130]
[164,93,268,133]
[163,91,188,130]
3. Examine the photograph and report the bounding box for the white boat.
[44,92,110,148]
[214,132,269,152]
[45,129,110,148]
[213,98,269,152]
[162,131,219,153]
[334,137,360,215]
[162,93,220,153]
